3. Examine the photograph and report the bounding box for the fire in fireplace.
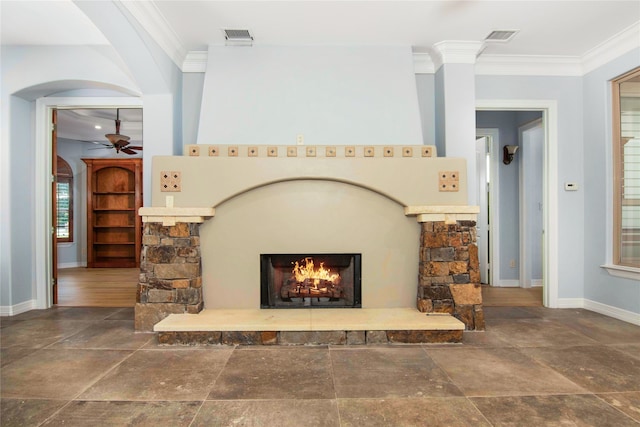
[260,253,362,308]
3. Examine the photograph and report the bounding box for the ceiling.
[2,1,638,57]
[57,108,143,146]
[2,1,639,143]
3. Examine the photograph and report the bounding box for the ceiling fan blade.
[121,148,138,155]
[88,146,114,150]
[127,146,143,150]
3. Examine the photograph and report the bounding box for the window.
[613,67,640,268]
[56,156,73,243]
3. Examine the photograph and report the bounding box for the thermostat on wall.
[564,182,579,191]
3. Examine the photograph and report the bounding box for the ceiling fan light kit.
[102,108,141,155]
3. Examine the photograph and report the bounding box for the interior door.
[519,119,544,288]
[475,136,490,284]
[51,109,58,304]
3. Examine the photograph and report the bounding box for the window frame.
[612,67,640,269]
[56,156,73,243]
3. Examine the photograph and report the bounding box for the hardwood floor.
[481,285,543,307]
[57,268,138,307]
[57,268,543,308]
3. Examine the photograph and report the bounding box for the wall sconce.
[503,145,519,165]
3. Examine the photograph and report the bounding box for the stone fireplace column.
[405,206,484,331]
[135,207,215,331]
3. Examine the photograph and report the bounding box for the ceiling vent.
[484,30,519,42]
[223,29,253,46]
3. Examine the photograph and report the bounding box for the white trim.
[556,298,585,309]
[476,128,500,287]
[0,299,37,316]
[431,41,485,70]
[413,53,436,74]
[476,55,583,76]
[35,97,143,309]
[557,298,640,326]
[58,262,87,269]
[194,18,638,79]
[497,280,520,288]
[582,22,640,75]
[531,279,543,287]
[476,99,559,308]
[118,0,187,70]
[182,51,208,73]
[601,264,640,281]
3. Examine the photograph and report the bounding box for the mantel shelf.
[139,207,216,226]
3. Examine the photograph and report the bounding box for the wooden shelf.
[84,158,142,268]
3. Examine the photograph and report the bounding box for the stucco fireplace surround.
[136,145,482,344]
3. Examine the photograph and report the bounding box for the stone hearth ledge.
[154,308,464,332]
[153,308,465,345]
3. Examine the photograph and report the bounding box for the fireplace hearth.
[261,254,362,308]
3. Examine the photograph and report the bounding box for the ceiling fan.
[99,108,142,155]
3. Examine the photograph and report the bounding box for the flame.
[292,257,340,285]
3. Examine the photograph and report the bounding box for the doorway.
[475,102,557,308]
[39,100,142,308]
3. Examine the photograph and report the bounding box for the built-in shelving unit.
[83,158,142,268]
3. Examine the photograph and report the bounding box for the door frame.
[476,100,559,308]
[34,96,142,309]
[476,128,500,287]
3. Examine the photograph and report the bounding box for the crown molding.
[582,21,640,75]
[413,53,435,74]
[430,41,485,70]
[183,51,208,73]
[117,0,187,71]
[475,55,583,76]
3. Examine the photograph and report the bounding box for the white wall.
[197,46,424,146]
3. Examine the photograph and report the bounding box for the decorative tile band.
[160,171,182,192]
[184,144,437,158]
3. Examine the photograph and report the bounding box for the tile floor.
[1,306,639,426]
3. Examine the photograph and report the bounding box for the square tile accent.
[306,146,316,157]
[267,146,278,157]
[209,146,219,156]
[383,147,394,157]
[422,147,433,157]
[439,171,460,192]
[345,146,356,157]
[287,146,297,157]
[248,146,258,157]
[326,146,336,157]
[187,145,200,156]
[160,171,181,192]
[403,147,413,157]
[364,146,375,157]
[228,146,238,157]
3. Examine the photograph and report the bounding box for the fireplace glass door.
[260,253,361,308]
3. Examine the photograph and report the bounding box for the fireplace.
[261,253,362,308]
[136,145,484,336]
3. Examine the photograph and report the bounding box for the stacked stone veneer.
[417,220,484,331]
[135,223,204,331]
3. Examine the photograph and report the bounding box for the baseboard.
[58,262,86,269]
[530,279,543,287]
[496,280,520,287]
[0,299,37,316]
[556,298,585,309]
[557,297,640,326]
